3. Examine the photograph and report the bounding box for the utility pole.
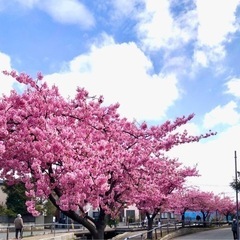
[235,150,239,240]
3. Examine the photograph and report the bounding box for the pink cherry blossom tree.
[217,196,235,223]
[186,190,216,227]
[170,189,235,227]
[132,160,198,239]
[0,71,215,239]
[168,187,201,227]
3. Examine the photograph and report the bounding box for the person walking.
[231,218,238,240]
[14,214,24,239]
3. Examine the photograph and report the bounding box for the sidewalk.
[21,232,75,240]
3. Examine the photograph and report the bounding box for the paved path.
[172,227,234,239]
[22,232,75,240]
[0,232,75,240]
[0,229,76,240]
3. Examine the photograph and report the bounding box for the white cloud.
[196,0,239,47]
[225,77,240,98]
[173,122,201,136]
[194,0,240,66]
[193,50,208,68]
[168,125,240,197]
[135,0,239,70]
[203,101,240,129]
[0,52,11,71]
[137,0,197,51]
[41,0,95,28]
[193,45,226,68]
[0,52,15,96]
[111,0,143,18]
[15,0,95,28]
[44,36,180,121]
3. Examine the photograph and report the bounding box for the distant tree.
[172,189,236,225]
[44,200,57,216]
[230,177,240,192]
[0,204,7,215]
[190,190,215,227]
[2,182,28,216]
[35,198,57,217]
[169,187,199,227]
[133,160,198,239]
[217,196,235,223]
[3,182,56,217]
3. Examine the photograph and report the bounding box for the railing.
[0,222,84,240]
[0,220,228,240]
[123,220,229,240]
[124,222,179,240]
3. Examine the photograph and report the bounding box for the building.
[0,180,7,206]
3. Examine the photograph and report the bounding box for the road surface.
[173,227,234,239]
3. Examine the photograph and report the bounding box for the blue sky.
[0,0,240,199]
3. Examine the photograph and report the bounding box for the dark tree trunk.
[201,210,207,227]
[63,210,106,239]
[147,217,153,239]
[225,213,230,223]
[181,211,186,228]
[60,210,104,239]
[146,212,157,240]
[49,194,107,239]
[95,208,106,239]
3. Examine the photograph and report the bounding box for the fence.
[123,220,228,240]
[0,220,228,240]
[0,222,84,240]
[124,222,179,240]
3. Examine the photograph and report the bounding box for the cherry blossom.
[0,71,215,239]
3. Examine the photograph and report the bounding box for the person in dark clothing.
[14,214,24,239]
[232,218,238,240]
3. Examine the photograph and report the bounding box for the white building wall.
[0,183,7,206]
